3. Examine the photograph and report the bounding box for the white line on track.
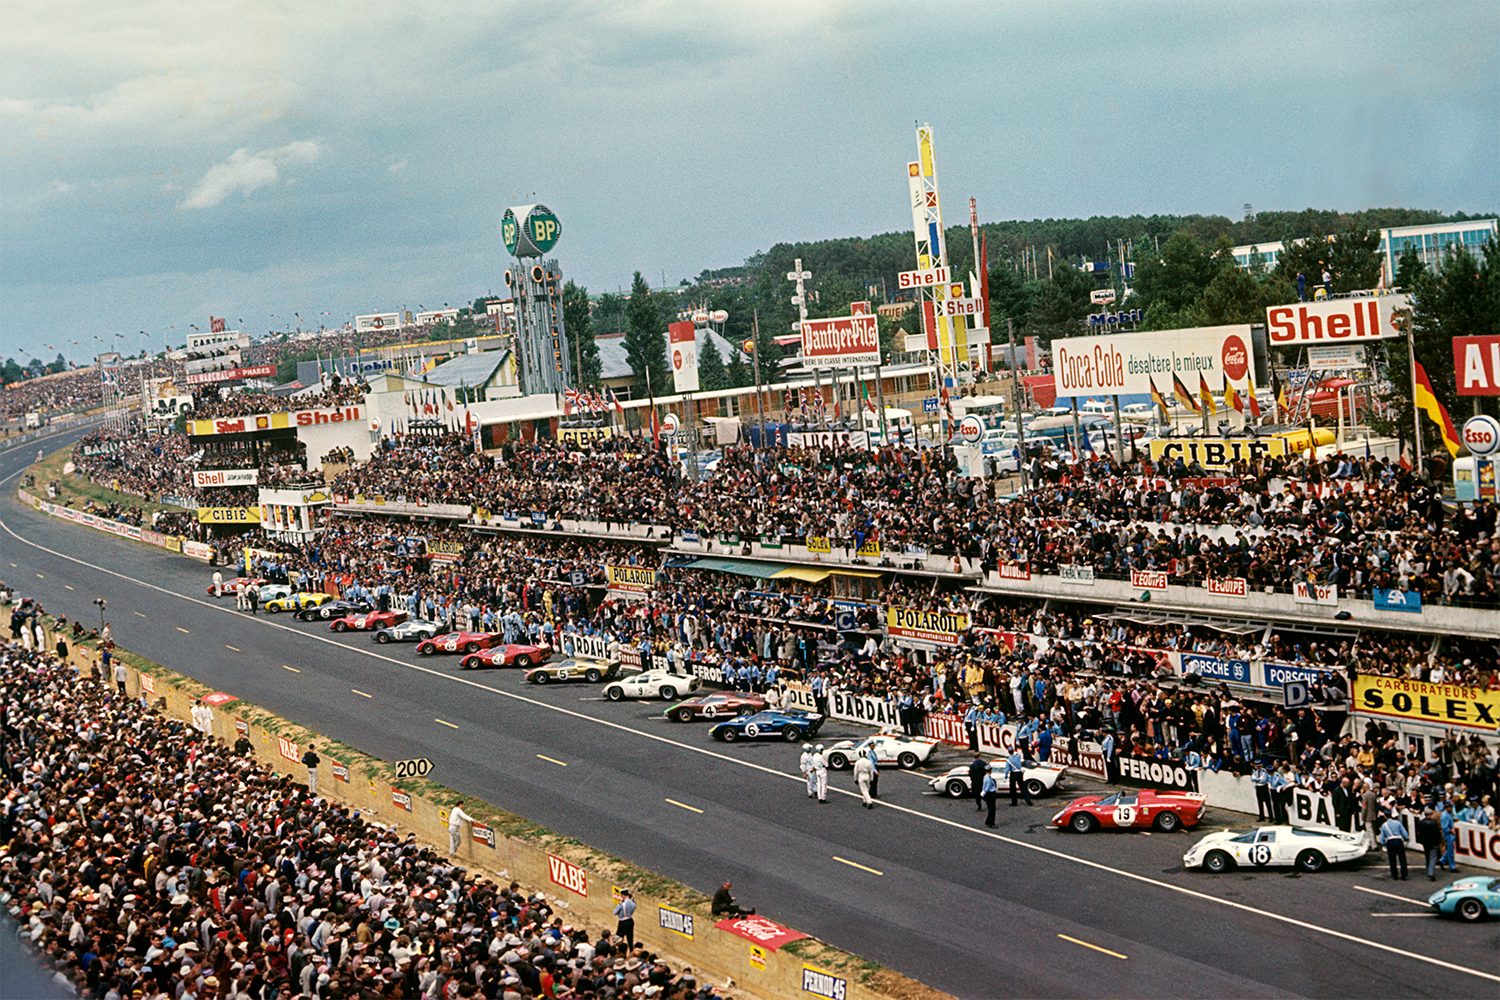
[2,479,1497,987]
[664,798,702,814]
[351,690,372,699]
[435,718,459,730]
[832,856,883,876]
[1352,885,1430,906]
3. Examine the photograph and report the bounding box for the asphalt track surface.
[3,428,1498,1000]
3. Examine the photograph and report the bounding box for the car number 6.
[1250,844,1272,866]
[745,723,759,737]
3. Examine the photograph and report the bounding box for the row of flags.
[1149,371,1265,421]
[405,387,455,417]
[563,385,625,417]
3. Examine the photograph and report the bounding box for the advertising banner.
[355,313,400,332]
[885,606,969,646]
[607,565,656,598]
[827,689,900,728]
[1292,581,1339,606]
[800,313,880,367]
[1265,295,1408,345]
[1052,325,1253,399]
[714,916,807,951]
[193,469,260,488]
[1181,653,1251,685]
[780,681,818,713]
[1050,738,1109,782]
[1116,753,1199,792]
[1305,344,1368,370]
[1353,676,1500,732]
[997,563,1031,582]
[1289,788,1367,832]
[801,967,848,1000]
[1204,577,1248,598]
[1148,437,1288,470]
[1455,335,1500,395]
[188,405,363,437]
[185,331,250,351]
[657,905,695,940]
[1131,569,1168,591]
[547,854,588,897]
[198,507,261,524]
[669,321,699,394]
[185,364,276,385]
[1262,661,1325,690]
[182,540,213,560]
[1454,822,1500,872]
[1372,587,1422,613]
[1058,564,1095,585]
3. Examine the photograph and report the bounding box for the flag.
[1224,375,1241,414]
[591,391,606,415]
[1172,372,1199,414]
[609,386,625,416]
[1198,372,1217,416]
[1399,440,1412,471]
[1413,360,1461,457]
[563,386,578,415]
[1149,375,1169,421]
[1246,380,1261,419]
[1273,368,1289,419]
[862,378,876,415]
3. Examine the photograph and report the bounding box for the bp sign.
[501,204,562,258]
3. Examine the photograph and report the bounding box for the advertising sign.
[1373,587,1422,613]
[1131,570,1168,591]
[1455,335,1500,395]
[1292,581,1339,606]
[188,405,364,437]
[998,563,1032,582]
[185,330,249,351]
[197,507,262,524]
[607,565,657,597]
[885,606,969,645]
[1305,344,1367,370]
[1263,661,1325,690]
[414,309,460,326]
[1181,653,1251,685]
[185,365,277,385]
[1148,437,1288,470]
[896,267,949,289]
[1052,325,1253,399]
[547,854,588,896]
[193,469,260,488]
[827,690,900,728]
[1461,415,1500,456]
[1089,288,1117,304]
[714,916,807,951]
[1353,676,1500,732]
[501,204,561,257]
[1058,564,1095,585]
[1265,295,1408,345]
[1116,753,1199,792]
[1204,577,1248,598]
[800,313,880,367]
[802,968,848,1000]
[957,415,984,444]
[355,313,400,333]
[657,905,695,940]
[669,321,700,393]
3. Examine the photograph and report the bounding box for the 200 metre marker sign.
[395,757,435,780]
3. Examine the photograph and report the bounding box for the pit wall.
[77,645,948,1000]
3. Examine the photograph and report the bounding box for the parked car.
[709,709,824,743]
[928,758,1069,799]
[1429,876,1500,922]
[602,669,700,702]
[1051,789,1206,833]
[825,732,942,770]
[1183,825,1367,873]
[664,692,767,723]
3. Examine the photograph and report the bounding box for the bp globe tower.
[502,204,570,397]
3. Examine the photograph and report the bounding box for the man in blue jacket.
[1007,748,1032,807]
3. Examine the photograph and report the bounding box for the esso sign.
[1221,334,1249,382]
[958,415,984,445]
[1462,415,1500,456]
[661,413,680,439]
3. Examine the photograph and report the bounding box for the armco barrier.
[20,488,211,560]
[63,643,948,1000]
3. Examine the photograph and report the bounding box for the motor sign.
[1264,295,1408,345]
[1463,415,1500,456]
[897,267,950,289]
[922,397,940,413]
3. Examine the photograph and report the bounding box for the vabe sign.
[547,854,588,896]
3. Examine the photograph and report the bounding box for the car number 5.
[1250,844,1272,866]
[556,668,569,680]
[745,723,759,737]
[1113,806,1135,826]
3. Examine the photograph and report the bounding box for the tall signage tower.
[906,125,967,402]
[501,204,570,397]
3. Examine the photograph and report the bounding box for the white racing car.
[372,619,445,644]
[1182,825,1368,873]
[602,669,700,702]
[928,757,1069,799]
[825,732,942,770]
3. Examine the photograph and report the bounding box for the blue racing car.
[1429,875,1500,922]
[710,708,824,743]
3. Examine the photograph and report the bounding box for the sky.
[1,0,1496,365]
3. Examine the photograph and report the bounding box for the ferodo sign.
[1148,437,1287,470]
[886,605,970,645]
[1353,676,1500,732]
[1052,325,1253,399]
[1265,294,1408,345]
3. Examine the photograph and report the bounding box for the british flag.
[563,386,580,415]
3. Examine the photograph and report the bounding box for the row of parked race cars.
[209,577,1499,918]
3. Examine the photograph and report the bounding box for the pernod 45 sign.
[502,204,562,258]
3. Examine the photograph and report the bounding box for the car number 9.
[1250,844,1272,866]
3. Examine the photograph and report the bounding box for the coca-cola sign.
[714,916,807,951]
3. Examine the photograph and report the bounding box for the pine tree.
[562,280,601,383]
[623,272,668,397]
[698,336,730,391]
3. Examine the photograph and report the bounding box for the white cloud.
[388,160,408,175]
[179,140,322,210]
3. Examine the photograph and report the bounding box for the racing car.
[602,668,701,702]
[372,619,445,644]
[1182,824,1367,873]
[825,731,942,770]
[1051,789,1206,833]
[264,592,334,614]
[523,658,623,685]
[459,643,552,670]
[1429,876,1500,922]
[330,610,406,632]
[664,691,767,723]
[206,577,263,598]
[710,708,824,743]
[415,631,502,656]
[928,757,1070,799]
[296,598,374,622]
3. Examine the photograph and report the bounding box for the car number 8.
[745,723,759,737]
[1113,806,1135,826]
[1250,844,1272,866]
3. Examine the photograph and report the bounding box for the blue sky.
[1,0,1495,365]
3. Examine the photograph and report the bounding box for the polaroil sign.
[1354,675,1500,732]
[886,606,969,645]
[607,565,657,596]
[1148,438,1287,470]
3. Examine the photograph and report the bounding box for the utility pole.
[1009,317,1025,493]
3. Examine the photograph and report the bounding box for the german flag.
[1149,375,1169,421]
[1246,380,1261,419]
[1173,372,1200,414]
[1223,374,1241,414]
[1199,372,1217,417]
[1414,361,1461,457]
[1272,368,1288,418]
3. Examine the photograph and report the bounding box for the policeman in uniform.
[799,744,816,799]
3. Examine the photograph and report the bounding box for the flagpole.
[1405,309,1423,477]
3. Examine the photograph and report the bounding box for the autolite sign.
[800,314,879,367]
[193,469,260,488]
[1454,336,1500,396]
[1265,295,1407,344]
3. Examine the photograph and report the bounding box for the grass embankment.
[29,446,182,518]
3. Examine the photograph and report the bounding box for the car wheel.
[533,672,549,684]
[1153,811,1181,833]
[1458,898,1486,922]
[897,751,919,769]
[827,753,849,770]
[719,728,737,742]
[1025,778,1045,798]
[376,632,391,644]
[1204,850,1233,873]
[460,658,473,670]
[673,707,695,723]
[1294,849,1325,874]
[584,668,602,683]
[514,654,532,669]
[465,642,480,654]
[605,687,623,702]
[782,726,801,742]
[737,705,754,716]
[945,779,968,798]
[266,605,281,613]
[333,622,347,632]
[1070,813,1096,834]
[660,686,677,700]
[417,644,433,656]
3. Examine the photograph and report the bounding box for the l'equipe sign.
[1051,324,1253,399]
[1131,570,1168,591]
[1455,335,1500,396]
[547,854,588,896]
[194,469,260,488]
[1204,577,1247,598]
[800,313,879,367]
[1353,676,1500,732]
[1265,295,1408,345]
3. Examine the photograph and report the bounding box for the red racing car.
[416,632,502,656]
[206,577,264,598]
[1051,789,1207,834]
[664,691,767,723]
[458,643,552,670]
[330,610,407,633]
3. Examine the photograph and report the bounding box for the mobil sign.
[1265,294,1408,345]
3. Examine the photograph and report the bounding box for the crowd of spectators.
[188,381,366,423]
[69,430,315,512]
[0,639,728,1000]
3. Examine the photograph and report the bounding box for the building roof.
[596,328,740,381]
[423,351,511,388]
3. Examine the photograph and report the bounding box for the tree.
[726,346,752,388]
[1024,263,1094,346]
[698,336,730,391]
[623,272,668,398]
[1,358,23,385]
[593,292,626,336]
[1133,232,1220,324]
[1272,227,1383,297]
[562,280,600,384]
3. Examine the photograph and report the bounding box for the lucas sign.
[800,314,879,367]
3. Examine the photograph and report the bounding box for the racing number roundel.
[556,668,569,680]
[745,723,759,738]
[703,705,718,718]
[1250,844,1272,866]
[1113,806,1136,827]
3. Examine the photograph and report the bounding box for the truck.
[24,412,41,429]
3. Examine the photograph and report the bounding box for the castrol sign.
[1052,325,1254,400]
[1463,415,1500,457]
